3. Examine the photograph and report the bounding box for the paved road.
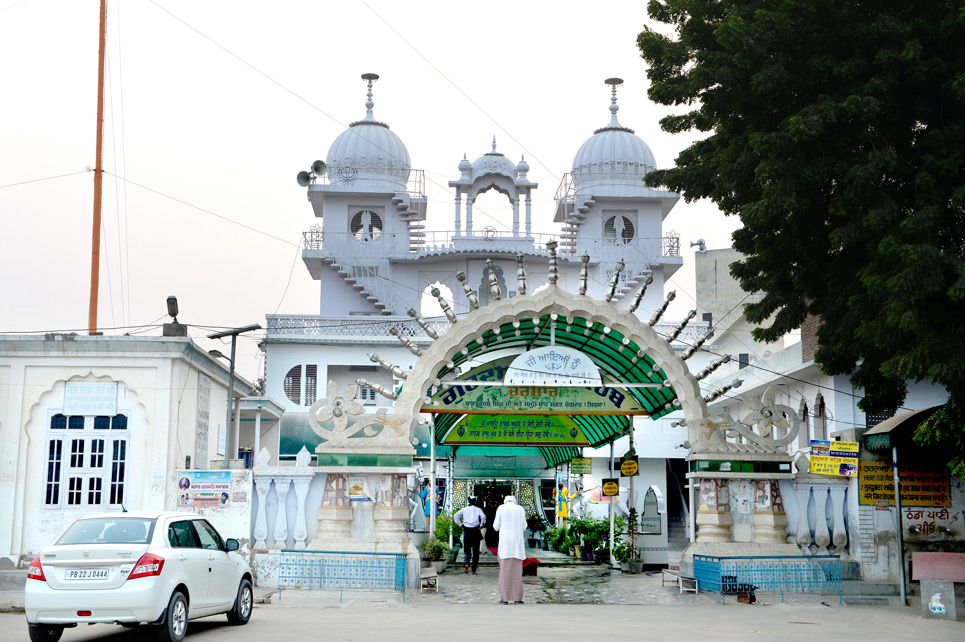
[4,566,961,641]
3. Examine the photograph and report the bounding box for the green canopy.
[430,314,679,468]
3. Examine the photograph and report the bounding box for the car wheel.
[226,577,253,625]
[155,591,188,642]
[27,625,64,642]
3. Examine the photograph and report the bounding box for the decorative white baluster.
[253,476,272,549]
[812,486,831,554]
[829,485,848,552]
[292,477,311,549]
[273,478,292,549]
[795,485,813,550]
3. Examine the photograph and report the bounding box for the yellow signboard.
[602,478,620,496]
[809,440,859,476]
[570,458,593,474]
[858,461,951,507]
[620,457,639,477]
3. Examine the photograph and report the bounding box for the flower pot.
[528,538,539,548]
[431,560,448,573]
[627,559,644,574]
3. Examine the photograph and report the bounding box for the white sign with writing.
[64,382,118,415]
[505,346,603,386]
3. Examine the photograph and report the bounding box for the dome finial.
[492,136,497,153]
[605,77,623,127]
[362,72,379,121]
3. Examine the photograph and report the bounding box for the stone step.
[0,570,26,591]
[842,581,899,596]
[843,595,900,607]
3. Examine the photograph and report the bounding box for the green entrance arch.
[394,282,711,464]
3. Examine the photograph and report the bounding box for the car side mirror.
[225,538,240,552]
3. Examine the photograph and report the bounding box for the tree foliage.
[638,1,965,473]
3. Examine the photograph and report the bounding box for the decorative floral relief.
[308,381,409,448]
[695,387,801,452]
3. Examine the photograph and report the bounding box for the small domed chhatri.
[571,78,657,196]
[470,137,518,179]
[325,73,411,190]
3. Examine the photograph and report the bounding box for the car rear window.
[57,517,156,545]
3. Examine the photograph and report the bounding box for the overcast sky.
[0,0,740,381]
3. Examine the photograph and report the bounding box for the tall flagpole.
[88,0,107,335]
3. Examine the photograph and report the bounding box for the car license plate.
[66,568,109,580]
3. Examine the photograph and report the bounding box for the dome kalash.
[571,78,657,196]
[325,73,411,191]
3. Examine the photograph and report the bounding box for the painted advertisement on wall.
[809,440,859,476]
[177,471,231,507]
[858,461,951,507]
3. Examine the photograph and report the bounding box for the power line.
[0,171,90,190]
[101,171,299,247]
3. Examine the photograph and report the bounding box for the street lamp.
[207,323,261,465]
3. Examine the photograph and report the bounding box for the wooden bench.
[912,552,965,620]
[420,568,439,592]
[662,568,698,595]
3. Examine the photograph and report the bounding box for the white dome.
[571,85,656,195]
[325,75,411,190]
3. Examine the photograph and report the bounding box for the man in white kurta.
[493,495,527,603]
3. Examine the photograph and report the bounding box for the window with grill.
[305,365,318,406]
[45,412,129,510]
[357,387,377,406]
[350,209,383,241]
[284,366,301,405]
[603,215,635,245]
[284,365,319,406]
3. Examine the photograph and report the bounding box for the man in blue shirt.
[454,497,486,574]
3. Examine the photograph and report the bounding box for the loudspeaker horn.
[311,160,327,176]
[296,171,312,187]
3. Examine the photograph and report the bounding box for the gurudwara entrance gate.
[268,246,806,589]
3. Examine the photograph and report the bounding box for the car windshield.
[57,517,156,545]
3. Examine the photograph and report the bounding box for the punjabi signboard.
[858,461,950,507]
[620,457,639,477]
[177,471,231,507]
[809,440,859,476]
[427,384,648,415]
[64,382,118,415]
[444,414,590,446]
[570,458,593,474]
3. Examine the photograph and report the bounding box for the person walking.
[493,495,527,603]
[453,497,486,574]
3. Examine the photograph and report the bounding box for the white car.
[25,511,253,642]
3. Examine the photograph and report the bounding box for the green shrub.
[434,511,463,542]
[420,537,450,561]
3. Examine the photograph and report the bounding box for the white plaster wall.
[0,339,238,563]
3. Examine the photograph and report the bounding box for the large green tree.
[638,1,965,473]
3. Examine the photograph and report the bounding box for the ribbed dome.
[325,75,411,190]
[571,82,656,195]
[471,151,516,179]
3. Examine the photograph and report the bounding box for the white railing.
[265,315,446,340]
[266,313,710,349]
[303,229,681,260]
[252,464,320,551]
[780,475,850,556]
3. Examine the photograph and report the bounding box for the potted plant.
[526,514,547,548]
[545,525,569,553]
[420,537,450,573]
[613,540,640,572]
[613,509,643,573]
